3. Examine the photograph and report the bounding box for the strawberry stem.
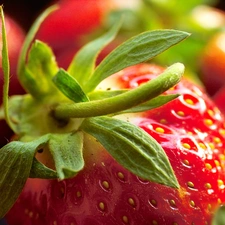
[53,63,184,119]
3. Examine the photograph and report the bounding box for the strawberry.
[35,0,115,69]
[200,31,225,96]
[4,62,225,225]
[36,0,111,48]
[1,5,225,225]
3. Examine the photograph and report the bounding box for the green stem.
[53,63,184,119]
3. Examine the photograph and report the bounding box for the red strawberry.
[2,4,224,225]
[35,0,115,68]
[36,0,111,47]
[4,62,225,225]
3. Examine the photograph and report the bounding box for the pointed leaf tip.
[85,29,189,92]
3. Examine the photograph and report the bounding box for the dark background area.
[1,0,54,31]
[1,0,225,32]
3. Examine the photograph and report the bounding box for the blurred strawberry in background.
[200,31,225,96]
[35,0,113,49]
[35,0,116,68]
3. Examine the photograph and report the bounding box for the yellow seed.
[208,204,212,211]
[205,183,212,189]
[185,99,194,105]
[214,137,221,144]
[76,191,81,198]
[205,163,212,170]
[118,172,125,180]
[183,159,190,166]
[219,129,225,135]
[182,143,191,149]
[155,127,165,133]
[219,154,225,162]
[207,109,214,116]
[199,143,206,149]
[204,119,213,126]
[218,179,224,187]
[218,198,222,204]
[215,160,221,167]
[209,143,215,150]
[187,181,195,188]
[150,199,157,207]
[99,202,105,211]
[190,200,196,207]
[177,111,185,116]
[160,119,167,124]
[152,220,158,225]
[122,216,129,224]
[102,181,110,189]
[128,198,135,206]
[169,199,176,207]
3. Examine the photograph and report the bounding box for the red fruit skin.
[6,64,225,225]
[0,14,25,147]
[200,31,225,96]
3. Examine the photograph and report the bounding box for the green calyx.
[0,5,189,218]
[53,63,183,119]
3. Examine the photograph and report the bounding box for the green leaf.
[53,68,89,103]
[18,4,58,92]
[212,205,225,225]
[119,94,179,114]
[81,116,179,188]
[0,135,50,218]
[84,29,190,92]
[67,18,122,88]
[24,40,59,98]
[48,132,84,180]
[0,6,13,130]
[29,157,58,179]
